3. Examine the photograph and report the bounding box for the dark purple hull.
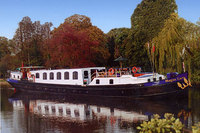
[7,73,189,99]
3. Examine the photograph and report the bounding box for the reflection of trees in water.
[191,89,200,126]
[1,88,14,112]
[177,88,200,128]
[27,113,104,133]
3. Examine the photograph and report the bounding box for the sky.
[0,0,200,39]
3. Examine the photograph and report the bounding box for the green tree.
[0,37,20,78]
[131,0,177,42]
[151,13,200,81]
[126,0,177,71]
[107,28,130,66]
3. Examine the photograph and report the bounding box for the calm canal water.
[1,85,200,133]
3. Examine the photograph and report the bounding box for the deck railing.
[91,70,132,79]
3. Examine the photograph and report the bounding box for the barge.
[7,66,190,98]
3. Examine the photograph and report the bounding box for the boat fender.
[132,67,137,73]
[108,68,114,75]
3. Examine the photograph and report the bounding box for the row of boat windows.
[13,75,20,79]
[37,105,101,116]
[37,105,83,117]
[35,71,78,80]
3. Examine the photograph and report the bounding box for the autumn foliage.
[46,14,109,68]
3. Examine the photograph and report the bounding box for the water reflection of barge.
[9,91,189,118]
[9,92,148,123]
[7,66,190,98]
[9,90,195,132]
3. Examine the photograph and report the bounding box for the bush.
[192,122,200,133]
[137,113,184,133]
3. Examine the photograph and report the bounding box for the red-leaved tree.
[46,24,98,68]
[45,14,110,68]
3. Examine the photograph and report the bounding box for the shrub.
[192,122,200,133]
[137,113,184,133]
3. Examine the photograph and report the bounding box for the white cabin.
[10,71,22,80]
[28,67,105,85]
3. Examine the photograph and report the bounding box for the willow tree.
[152,13,200,78]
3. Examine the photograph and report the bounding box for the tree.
[197,18,200,26]
[131,0,177,42]
[64,14,92,30]
[46,14,109,68]
[13,16,52,66]
[0,37,20,78]
[0,37,10,58]
[46,24,98,68]
[107,28,130,66]
[126,0,177,71]
[64,14,109,66]
[152,13,200,80]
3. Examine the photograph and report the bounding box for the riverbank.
[0,79,11,88]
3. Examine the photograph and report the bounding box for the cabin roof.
[20,66,45,69]
[29,67,106,72]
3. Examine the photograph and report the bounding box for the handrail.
[91,70,132,81]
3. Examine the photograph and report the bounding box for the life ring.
[27,72,31,78]
[132,67,137,73]
[108,68,114,75]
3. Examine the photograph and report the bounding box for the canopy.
[114,56,127,62]
[114,56,127,68]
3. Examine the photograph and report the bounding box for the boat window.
[59,108,63,115]
[74,109,80,117]
[66,108,71,115]
[45,105,49,112]
[43,73,47,80]
[13,75,15,78]
[109,79,114,84]
[84,71,88,78]
[159,77,162,81]
[36,73,40,78]
[148,79,151,82]
[57,72,61,80]
[153,78,156,82]
[18,76,20,79]
[38,106,41,111]
[50,72,54,80]
[97,107,101,113]
[96,79,100,84]
[73,71,78,80]
[51,106,56,113]
[64,72,69,80]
